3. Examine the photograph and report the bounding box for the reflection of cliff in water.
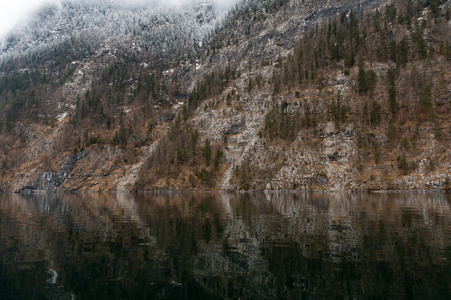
[164,192,450,299]
[0,192,450,299]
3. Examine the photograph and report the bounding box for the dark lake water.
[0,192,450,299]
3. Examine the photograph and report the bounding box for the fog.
[0,0,60,38]
[0,0,240,38]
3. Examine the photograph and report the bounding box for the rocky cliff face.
[0,0,450,192]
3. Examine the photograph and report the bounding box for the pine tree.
[204,139,211,166]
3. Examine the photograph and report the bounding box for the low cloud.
[0,0,61,38]
[0,0,239,38]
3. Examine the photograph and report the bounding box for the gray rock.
[225,117,246,135]
[341,130,355,137]
[314,174,328,185]
[18,152,87,193]
[160,112,175,122]
[328,155,338,162]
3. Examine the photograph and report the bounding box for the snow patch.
[56,112,68,122]
[47,269,58,285]
[173,101,184,110]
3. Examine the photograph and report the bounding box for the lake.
[0,192,450,299]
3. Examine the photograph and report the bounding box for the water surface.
[0,192,450,299]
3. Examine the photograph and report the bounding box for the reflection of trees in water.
[0,192,450,299]
[172,192,451,299]
[0,193,153,242]
[0,193,173,299]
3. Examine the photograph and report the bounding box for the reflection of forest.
[0,192,450,299]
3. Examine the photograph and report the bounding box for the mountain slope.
[0,0,450,192]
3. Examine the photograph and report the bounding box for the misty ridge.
[31,0,238,11]
[0,0,239,60]
[0,0,238,34]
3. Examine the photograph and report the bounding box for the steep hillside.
[0,0,219,192]
[0,0,450,192]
